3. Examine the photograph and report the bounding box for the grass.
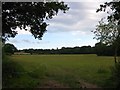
[9,54,114,88]
[2,55,40,88]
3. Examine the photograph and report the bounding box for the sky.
[6,0,111,50]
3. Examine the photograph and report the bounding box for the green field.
[10,54,114,88]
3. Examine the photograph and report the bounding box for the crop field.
[10,54,114,88]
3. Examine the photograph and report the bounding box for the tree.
[3,43,17,55]
[94,42,114,56]
[95,42,105,56]
[94,1,120,88]
[93,18,120,62]
[93,1,120,63]
[2,2,69,42]
[96,1,120,24]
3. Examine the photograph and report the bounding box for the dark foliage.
[96,1,120,88]
[19,46,95,55]
[3,43,17,55]
[17,43,120,56]
[95,42,114,56]
[95,42,120,56]
[2,2,69,42]
[97,1,120,24]
[96,1,120,57]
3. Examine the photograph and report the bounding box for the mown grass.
[10,54,114,88]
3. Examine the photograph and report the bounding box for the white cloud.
[71,31,86,36]
[22,39,50,44]
[45,1,110,37]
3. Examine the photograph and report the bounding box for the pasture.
[10,54,114,88]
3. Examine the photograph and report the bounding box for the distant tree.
[93,1,120,63]
[20,46,95,55]
[2,2,69,42]
[95,42,105,56]
[3,43,17,55]
[95,42,114,56]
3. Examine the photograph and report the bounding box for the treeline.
[4,42,120,56]
[18,42,120,56]
[96,45,114,56]
[19,45,95,55]
[95,42,120,56]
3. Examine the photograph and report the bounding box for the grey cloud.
[46,2,105,36]
[47,20,97,35]
[47,2,88,26]
[67,2,84,10]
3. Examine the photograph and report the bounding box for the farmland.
[10,54,114,88]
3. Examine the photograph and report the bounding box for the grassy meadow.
[9,54,114,88]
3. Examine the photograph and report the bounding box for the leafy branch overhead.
[93,18,119,45]
[96,1,120,45]
[96,1,120,24]
[94,1,120,45]
[2,2,69,41]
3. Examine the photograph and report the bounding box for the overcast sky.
[6,0,111,50]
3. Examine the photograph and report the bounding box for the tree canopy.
[96,1,120,45]
[94,1,120,44]
[93,1,120,63]
[3,43,17,55]
[2,2,69,42]
[96,1,120,24]
[94,18,119,45]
